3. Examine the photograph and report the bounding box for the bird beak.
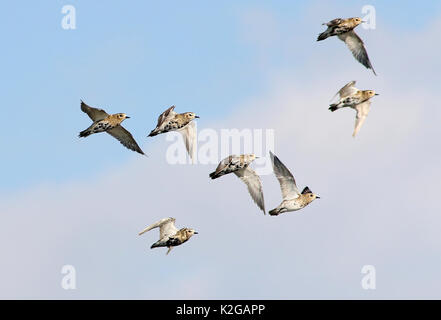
[125,116,131,119]
[374,93,379,96]
[194,231,198,234]
[361,20,367,23]
[195,116,200,118]
[316,196,321,199]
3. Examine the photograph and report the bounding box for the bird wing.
[270,151,300,200]
[336,81,359,100]
[80,101,109,121]
[178,121,197,164]
[339,31,376,75]
[138,217,178,239]
[215,155,234,172]
[234,167,265,213]
[106,125,145,155]
[353,100,371,137]
[324,18,342,27]
[330,81,358,102]
[155,105,176,128]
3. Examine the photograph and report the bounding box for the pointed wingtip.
[258,202,266,215]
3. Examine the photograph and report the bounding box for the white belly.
[283,199,304,212]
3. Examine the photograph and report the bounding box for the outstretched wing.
[270,151,300,200]
[353,100,371,137]
[156,106,176,128]
[107,125,145,155]
[80,100,109,121]
[339,31,376,75]
[234,167,265,213]
[138,217,178,239]
[178,121,197,164]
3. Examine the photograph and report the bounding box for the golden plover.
[329,81,379,137]
[317,17,376,75]
[138,217,198,255]
[268,151,319,216]
[148,106,199,162]
[79,101,145,155]
[209,154,265,214]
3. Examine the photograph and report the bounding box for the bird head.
[183,228,198,239]
[116,113,130,122]
[305,193,320,203]
[351,17,363,26]
[301,186,320,204]
[366,90,379,99]
[184,112,200,121]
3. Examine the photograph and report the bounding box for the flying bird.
[138,217,198,255]
[268,151,319,216]
[329,81,379,137]
[79,100,145,155]
[209,154,265,214]
[317,17,376,75]
[148,106,199,163]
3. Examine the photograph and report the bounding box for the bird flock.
[78,17,378,254]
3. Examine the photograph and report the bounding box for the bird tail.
[268,208,281,216]
[317,30,330,41]
[148,129,159,137]
[79,129,91,137]
[209,171,222,179]
[150,240,166,249]
[328,103,340,112]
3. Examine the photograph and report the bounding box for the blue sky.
[2,0,441,192]
[1,1,441,299]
